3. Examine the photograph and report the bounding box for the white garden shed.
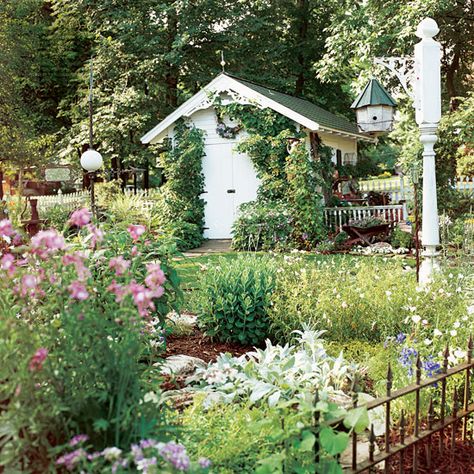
[142,73,373,239]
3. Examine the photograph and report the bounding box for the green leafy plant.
[268,256,469,344]
[0,213,181,470]
[196,255,276,345]
[190,329,360,407]
[157,121,206,250]
[390,226,413,249]
[231,199,294,251]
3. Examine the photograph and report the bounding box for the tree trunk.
[165,7,179,109]
[446,48,460,111]
[294,0,309,96]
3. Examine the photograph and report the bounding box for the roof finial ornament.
[220,51,226,73]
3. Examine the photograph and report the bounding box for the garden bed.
[165,329,255,363]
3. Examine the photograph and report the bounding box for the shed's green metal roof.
[229,75,362,136]
[351,78,397,109]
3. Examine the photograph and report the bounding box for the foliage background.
[0,0,472,185]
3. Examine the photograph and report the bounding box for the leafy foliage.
[268,255,470,344]
[196,255,276,345]
[157,122,206,250]
[0,217,181,470]
[231,199,294,251]
[286,141,326,246]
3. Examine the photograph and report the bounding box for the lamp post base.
[419,245,440,286]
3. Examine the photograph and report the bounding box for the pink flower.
[131,245,140,257]
[127,225,146,241]
[62,251,90,281]
[129,281,155,317]
[87,224,104,248]
[68,281,89,301]
[107,280,129,303]
[0,219,13,238]
[20,274,43,297]
[29,348,48,372]
[109,256,131,276]
[1,253,15,275]
[31,230,66,258]
[69,208,91,227]
[145,263,166,289]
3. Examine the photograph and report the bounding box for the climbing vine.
[157,120,206,250]
[215,102,328,250]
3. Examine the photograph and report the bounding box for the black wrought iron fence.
[325,336,474,473]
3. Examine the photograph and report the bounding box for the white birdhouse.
[351,79,397,136]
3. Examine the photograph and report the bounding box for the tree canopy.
[0,0,472,177]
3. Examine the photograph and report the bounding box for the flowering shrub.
[0,212,182,470]
[196,255,276,345]
[56,435,211,473]
[268,256,470,344]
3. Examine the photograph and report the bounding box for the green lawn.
[174,251,416,309]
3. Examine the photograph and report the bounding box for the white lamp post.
[414,18,441,284]
[352,17,442,285]
[80,60,103,216]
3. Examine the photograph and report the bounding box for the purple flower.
[0,219,14,238]
[29,348,48,372]
[136,456,157,473]
[69,434,89,447]
[56,448,85,470]
[159,441,190,471]
[396,333,406,344]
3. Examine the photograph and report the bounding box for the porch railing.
[325,337,474,473]
[324,204,406,232]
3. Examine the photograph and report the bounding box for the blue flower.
[396,333,406,344]
[423,356,441,378]
[398,347,418,376]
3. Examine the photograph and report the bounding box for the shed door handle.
[227,189,235,193]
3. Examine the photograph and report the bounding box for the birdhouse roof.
[351,79,397,109]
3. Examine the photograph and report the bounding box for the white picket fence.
[359,176,474,203]
[324,204,406,232]
[34,190,90,212]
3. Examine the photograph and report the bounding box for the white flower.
[449,273,454,279]
[468,305,474,315]
[433,328,443,337]
[412,315,421,324]
[453,321,460,329]
[424,339,432,346]
[454,349,466,359]
[102,447,122,461]
[422,319,428,326]
[385,290,392,297]
[450,329,457,337]
[456,287,462,293]
[341,301,348,309]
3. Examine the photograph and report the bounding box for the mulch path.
[164,329,255,363]
[384,427,474,473]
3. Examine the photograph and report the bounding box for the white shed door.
[202,143,259,239]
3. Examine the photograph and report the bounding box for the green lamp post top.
[351,78,397,109]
